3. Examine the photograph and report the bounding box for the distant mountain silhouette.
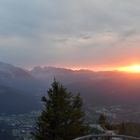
[0,61,140,114]
[30,66,95,86]
[0,61,44,95]
[30,66,140,106]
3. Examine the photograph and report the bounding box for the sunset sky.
[0,0,140,70]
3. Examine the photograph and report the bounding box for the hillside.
[0,62,44,95]
[0,85,40,114]
[0,62,43,114]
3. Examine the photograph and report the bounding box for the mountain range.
[30,66,140,106]
[0,61,140,114]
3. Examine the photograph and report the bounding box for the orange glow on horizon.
[70,64,140,73]
[68,66,118,72]
[28,64,140,73]
[118,65,140,73]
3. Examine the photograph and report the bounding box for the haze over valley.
[0,61,140,123]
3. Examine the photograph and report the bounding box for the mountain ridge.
[0,61,140,114]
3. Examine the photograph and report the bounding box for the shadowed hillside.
[0,85,40,114]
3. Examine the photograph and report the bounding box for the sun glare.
[118,65,140,73]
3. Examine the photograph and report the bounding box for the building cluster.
[0,111,40,140]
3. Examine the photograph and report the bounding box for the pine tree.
[98,114,107,128]
[33,80,89,140]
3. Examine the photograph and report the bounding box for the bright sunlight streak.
[118,65,140,73]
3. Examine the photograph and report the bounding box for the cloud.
[0,0,140,68]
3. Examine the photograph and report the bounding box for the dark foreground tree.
[98,114,106,125]
[32,80,89,140]
[98,114,107,129]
